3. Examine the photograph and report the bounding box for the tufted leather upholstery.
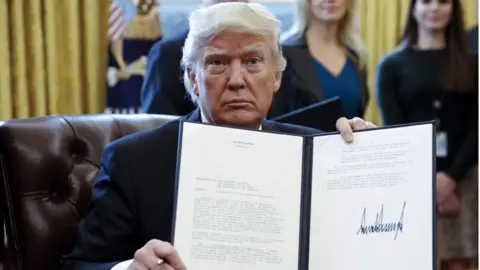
[0,114,180,270]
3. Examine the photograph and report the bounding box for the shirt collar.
[200,110,262,130]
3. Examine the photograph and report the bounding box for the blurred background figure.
[268,0,369,119]
[376,1,478,269]
[106,0,162,114]
[467,24,478,53]
[140,0,249,116]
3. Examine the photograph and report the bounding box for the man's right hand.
[128,239,187,270]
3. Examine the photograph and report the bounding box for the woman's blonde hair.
[281,0,367,68]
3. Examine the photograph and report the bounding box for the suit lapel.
[261,120,277,132]
[284,40,323,102]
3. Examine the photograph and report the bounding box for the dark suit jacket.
[60,109,321,270]
[140,30,197,115]
[268,35,370,119]
[467,25,478,54]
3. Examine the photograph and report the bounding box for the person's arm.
[444,122,478,181]
[467,26,478,54]
[443,66,479,181]
[61,142,141,270]
[110,39,127,70]
[375,55,406,125]
[140,40,188,115]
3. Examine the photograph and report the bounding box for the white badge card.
[436,131,448,157]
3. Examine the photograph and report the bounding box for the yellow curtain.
[0,0,109,121]
[0,1,477,122]
[360,0,478,126]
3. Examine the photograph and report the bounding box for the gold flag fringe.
[124,7,162,40]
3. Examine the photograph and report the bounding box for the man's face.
[188,31,281,128]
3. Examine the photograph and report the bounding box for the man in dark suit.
[140,29,192,115]
[62,2,375,270]
[467,25,478,54]
[140,0,249,116]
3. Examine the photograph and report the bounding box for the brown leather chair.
[0,114,180,270]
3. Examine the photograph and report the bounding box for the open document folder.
[271,97,345,132]
[172,121,436,270]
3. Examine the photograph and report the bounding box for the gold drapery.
[0,0,109,121]
[0,1,477,121]
[360,0,478,125]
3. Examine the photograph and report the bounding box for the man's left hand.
[336,117,377,143]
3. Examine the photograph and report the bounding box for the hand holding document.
[309,123,434,270]
[172,121,436,270]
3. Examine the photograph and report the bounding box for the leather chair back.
[0,114,179,270]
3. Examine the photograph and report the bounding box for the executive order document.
[173,121,435,270]
[309,123,434,270]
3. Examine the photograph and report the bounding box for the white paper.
[308,124,434,270]
[174,122,305,270]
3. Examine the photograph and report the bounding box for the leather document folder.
[271,97,344,132]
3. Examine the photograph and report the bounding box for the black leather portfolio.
[271,97,344,132]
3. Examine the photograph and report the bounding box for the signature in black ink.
[356,201,406,240]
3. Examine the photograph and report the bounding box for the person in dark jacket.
[467,24,477,53]
[140,0,249,116]
[140,29,192,115]
[268,0,370,120]
[376,1,478,269]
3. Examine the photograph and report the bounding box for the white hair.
[181,2,286,104]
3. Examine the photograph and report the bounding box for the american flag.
[108,1,126,41]
[108,0,138,41]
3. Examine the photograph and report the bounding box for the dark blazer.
[60,109,320,270]
[140,30,197,115]
[268,35,370,119]
[467,25,478,54]
[375,49,478,181]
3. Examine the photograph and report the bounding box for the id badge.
[436,132,448,158]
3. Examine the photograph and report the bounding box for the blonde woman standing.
[269,0,369,120]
